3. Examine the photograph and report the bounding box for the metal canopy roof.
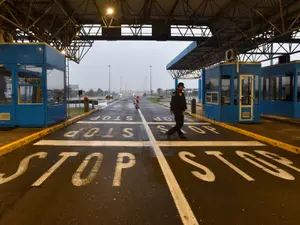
[1,0,300,64]
[166,0,300,70]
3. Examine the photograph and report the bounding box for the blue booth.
[204,62,261,123]
[261,61,300,118]
[0,43,66,127]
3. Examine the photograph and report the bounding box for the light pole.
[108,65,111,95]
[149,65,152,96]
[120,76,122,93]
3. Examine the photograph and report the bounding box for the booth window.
[254,75,259,104]
[221,75,230,105]
[270,76,280,100]
[0,66,12,104]
[17,65,43,104]
[281,73,294,101]
[234,76,238,105]
[205,76,219,91]
[206,92,218,104]
[47,68,65,104]
[298,72,300,102]
[262,77,269,100]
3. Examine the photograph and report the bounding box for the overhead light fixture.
[106,7,114,15]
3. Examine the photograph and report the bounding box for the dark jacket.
[170,90,187,112]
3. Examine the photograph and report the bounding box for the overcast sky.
[69,41,199,92]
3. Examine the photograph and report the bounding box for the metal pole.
[120,76,122,93]
[150,65,152,96]
[67,58,70,117]
[108,65,111,95]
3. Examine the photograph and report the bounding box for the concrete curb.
[0,109,98,157]
[261,114,300,126]
[155,101,300,155]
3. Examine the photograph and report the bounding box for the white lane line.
[138,109,199,225]
[157,141,266,147]
[34,140,151,147]
[77,121,143,124]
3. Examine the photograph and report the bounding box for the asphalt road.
[0,97,300,225]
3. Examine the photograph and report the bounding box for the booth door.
[0,65,16,126]
[239,75,254,122]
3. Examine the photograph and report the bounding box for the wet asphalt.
[0,97,300,225]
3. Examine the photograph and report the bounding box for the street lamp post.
[149,65,152,96]
[108,65,111,95]
[120,76,122,93]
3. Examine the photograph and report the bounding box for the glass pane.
[262,77,269,100]
[205,76,219,91]
[18,65,42,84]
[18,86,43,104]
[234,76,238,105]
[221,75,230,105]
[212,92,218,104]
[241,77,252,105]
[282,73,294,101]
[298,72,300,102]
[255,75,259,104]
[0,66,12,104]
[47,68,65,104]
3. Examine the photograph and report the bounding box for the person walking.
[166,82,187,139]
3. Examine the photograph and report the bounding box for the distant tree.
[96,88,103,96]
[157,88,163,95]
[86,89,94,97]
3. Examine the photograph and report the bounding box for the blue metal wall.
[0,44,44,64]
[261,61,300,118]
[0,44,66,127]
[204,63,261,123]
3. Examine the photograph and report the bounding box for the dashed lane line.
[138,109,199,225]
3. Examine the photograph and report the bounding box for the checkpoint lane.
[0,146,181,225]
[82,99,142,122]
[2,97,300,225]
[162,146,300,225]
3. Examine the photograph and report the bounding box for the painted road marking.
[179,151,215,182]
[0,152,48,184]
[157,141,265,147]
[78,121,143,124]
[113,152,136,186]
[35,140,265,147]
[32,152,79,186]
[205,151,255,181]
[1,150,300,186]
[77,121,210,125]
[35,140,151,147]
[236,151,295,180]
[72,152,103,186]
[138,109,199,225]
[63,127,136,139]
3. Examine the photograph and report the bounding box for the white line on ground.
[76,121,209,125]
[148,122,210,125]
[34,140,151,147]
[157,141,266,147]
[138,109,199,225]
[77,121,143,124]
